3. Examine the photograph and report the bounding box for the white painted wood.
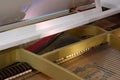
[101,0,120,8]
[0,10,69,32]
[0,6,119,51]
[0,0,119,51]
[95,0,102,12]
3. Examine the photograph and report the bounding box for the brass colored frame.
[0,26,120,80]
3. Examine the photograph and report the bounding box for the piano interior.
[0,13,119,80]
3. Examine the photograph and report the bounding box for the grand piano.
[0,0,119,80]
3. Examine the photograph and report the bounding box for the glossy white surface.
[0,0,95,31]
[0,10,69,32]
[101,0,120,8]
[0,0,119,51]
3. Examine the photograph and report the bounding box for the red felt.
[26,34,56,52]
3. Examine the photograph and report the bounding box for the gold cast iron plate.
[60,44,120,80]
